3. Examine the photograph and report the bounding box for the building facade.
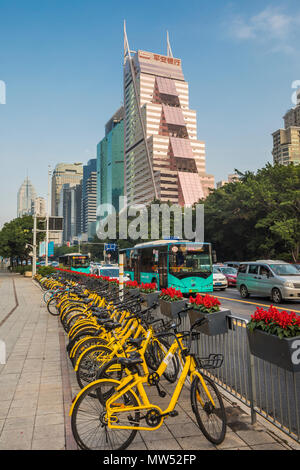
[81,159,97,239]
[17,177,36,217]
[123,44,214,207]
[31,197,46,217]
[51,163,83,216]
[97,107,124,220]
[58,183,82,243]
[272,91,300,166]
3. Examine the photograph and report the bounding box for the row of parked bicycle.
[34,272,227,450]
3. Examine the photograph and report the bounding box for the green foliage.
[37,266,56,276]
[0,215,45,265]
[202,164,300,262]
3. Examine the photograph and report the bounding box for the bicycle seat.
[127,337,144,348]
[102,322,122,331]
[118,353,143,367]
[96,318,112,325]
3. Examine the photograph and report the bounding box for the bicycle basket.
[196,354,224,370]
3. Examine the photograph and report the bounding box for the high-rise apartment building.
[17,177,36,217]
[51,163,83,216]
[97,107,124,219]
[272,90,300,166]
[123,31,214,207]
[81,159,97,239]
[31,196,46,217]
[58,183,82,243]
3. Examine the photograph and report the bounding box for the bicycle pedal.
[169,410,178,417]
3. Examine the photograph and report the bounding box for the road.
[212,287,300,320]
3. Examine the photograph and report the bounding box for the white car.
[92,264,130,282]
[213,266,228,290]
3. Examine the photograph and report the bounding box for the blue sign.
[105,243,117,251]
[39,241,54,257]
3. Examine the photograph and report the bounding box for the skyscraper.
[58,183,82,243]
[97,107,124,219]
[123,28,214,207]
[17,177,36,217]
[51,163,83,216]
[272,90,300,166]
[81,159,97,239]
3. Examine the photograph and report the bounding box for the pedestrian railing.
[158,310,300,444]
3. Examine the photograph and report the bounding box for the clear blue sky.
[0,0,300,226]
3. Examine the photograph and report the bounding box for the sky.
[0,0,300,227]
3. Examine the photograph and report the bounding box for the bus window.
[169,244,212,276]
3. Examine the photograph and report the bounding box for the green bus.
[121,240,213,294]
[58,253,91,274]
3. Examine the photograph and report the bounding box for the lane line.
[214,294,300,313]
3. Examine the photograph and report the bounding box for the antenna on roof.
[167,30,173,57]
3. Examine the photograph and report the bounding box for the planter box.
[126,288,140,298]
[188,308,230,336]
[140,291,160,308]
[246,328,300,373]
[159,298,187,319]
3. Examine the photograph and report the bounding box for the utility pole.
[32,213,37,277]
[45,166,51,266]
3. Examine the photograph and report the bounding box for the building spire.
[167,30,173,57]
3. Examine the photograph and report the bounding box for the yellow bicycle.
[70,316,226,450]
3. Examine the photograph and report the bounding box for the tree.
[202,163,300,262]
[0,215,45,266]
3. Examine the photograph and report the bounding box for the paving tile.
[146,438,182,450]
[215,431,250,450]
[31,436,65,450]
[0,426,33,450]
[4,416,35,430]
[140,426,174,442]
[0,401,12,419]
[250,443,289,450]
[176,435,216,450]
[235,429,277,446]
[34,413,64,427]
[166,421,204,438]
[33,423,64,441]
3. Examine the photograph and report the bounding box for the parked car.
[215,265,237,287]
[92,264,130,282]
[237,260,300,303]
[224,261,240,269]
[50,261,59,267]
[212,266,228,290]
[294,264,300,272]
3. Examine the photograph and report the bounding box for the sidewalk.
[0,272,299,451]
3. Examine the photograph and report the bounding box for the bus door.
[158,251,168,288]
[133,252,140,283]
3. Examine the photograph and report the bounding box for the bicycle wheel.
[71,379,139,450]
[71,337,109,367]
[191,374,226,445]
[76,345,114,391]
[47,297,59,316]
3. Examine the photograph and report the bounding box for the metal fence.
[158,309,300,444]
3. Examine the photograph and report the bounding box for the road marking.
[214,295,300,313]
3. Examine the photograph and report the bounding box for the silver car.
[236,260,300,304]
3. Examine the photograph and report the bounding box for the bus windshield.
[72,256,89,268]
[169,244,212,277]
